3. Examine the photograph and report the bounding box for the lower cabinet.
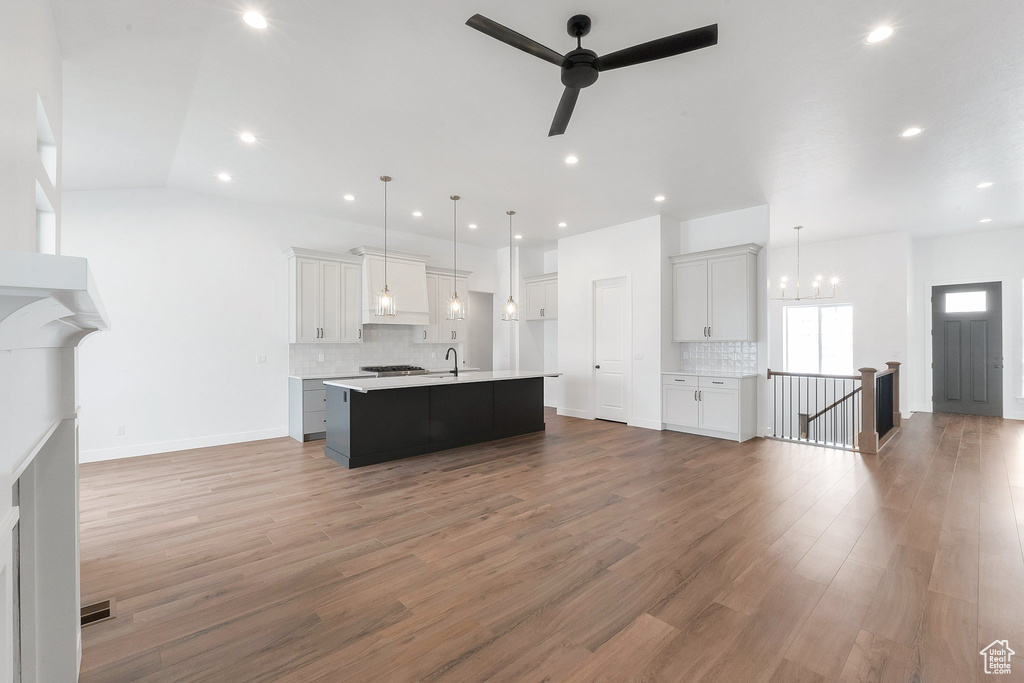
[662,374,757,442]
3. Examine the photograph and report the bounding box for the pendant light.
[501,210,519,321]
[446,195,465,320]
[770,225,839,301]
[375,176,396,316]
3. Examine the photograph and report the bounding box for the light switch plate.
[256,355,267,364]
[115,425,125,435]
[318,354,325,362]
[634,352,644,360]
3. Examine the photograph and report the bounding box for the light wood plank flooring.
[79,410,1024,682]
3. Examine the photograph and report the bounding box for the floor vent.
[81,599,115,626]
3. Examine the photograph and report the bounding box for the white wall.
[769,231,911,417]
[910,226,1024,420]
[557,215,668,429]
[0,0,62,253]
[61,187,498,461]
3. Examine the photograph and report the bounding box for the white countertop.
[290,368,478,381]
[325,370,561,393]
[662,371,760,379]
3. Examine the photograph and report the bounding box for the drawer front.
[303,390,327,411]
[699,376,739,390]
[662,374,699,387]
[303,410,327,431]
[302,379,327,391]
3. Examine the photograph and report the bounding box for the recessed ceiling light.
[558,222,567,228]
[514,234,523,240]
[468,223,477,229]
[217,172,232,182]
[865,26,895,43]
[242,11,267,29]
[239,131,258,144]
[976,181,994,189]
[654,195,666,202]
[900,127,923,138]
[979,218,993,223]
[343,194,355,201]
[564,155,579,165]
[412,211,422,217]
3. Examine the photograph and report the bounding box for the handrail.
[807,386,862,422]
[875,367,896,378]
[766,369,860,381]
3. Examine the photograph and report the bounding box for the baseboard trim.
[626,418,662,431]
[80,427,289,462]
[557,408,592,420]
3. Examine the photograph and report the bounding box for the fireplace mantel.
[0,250,109,682]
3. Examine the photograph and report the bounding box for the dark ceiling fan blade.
[595,23,718,71]
[548,87,580,137]
[466,14,566,67]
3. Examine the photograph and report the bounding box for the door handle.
[595,365,601,369]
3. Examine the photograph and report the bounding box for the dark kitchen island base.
[324,377,545,468]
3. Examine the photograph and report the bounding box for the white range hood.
[350,246,430,325]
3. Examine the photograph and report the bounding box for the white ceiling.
[52,0,1024,248]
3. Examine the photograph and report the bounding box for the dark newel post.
[858,367,878,454]
[886,361,901,429]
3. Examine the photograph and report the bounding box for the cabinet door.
[708,255,750,341]
[417,274,440,343]
[295,258,320,342]
[526,282,546,320]
[663,385,699,428]
[699,388,739,433]
[543,281,558,319]
[319,261,343,342]
[341,263,362,342]
[673,261,709,341]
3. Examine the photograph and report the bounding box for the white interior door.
[708,255,748,340]
[595,277,629,422]
[673,261,709,341]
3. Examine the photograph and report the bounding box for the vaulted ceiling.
[52,0,1024,248]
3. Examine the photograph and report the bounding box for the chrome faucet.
[445,347,458,377]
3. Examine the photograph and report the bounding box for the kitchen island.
[323,371,560,468]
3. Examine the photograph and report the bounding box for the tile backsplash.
[290,325,462,375]
[679,341,758,375]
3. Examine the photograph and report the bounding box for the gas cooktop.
[359,365,429,377]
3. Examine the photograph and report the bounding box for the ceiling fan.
[466,14,718,136]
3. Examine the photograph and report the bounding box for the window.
[784,304,853,375]
[944,291,986,313]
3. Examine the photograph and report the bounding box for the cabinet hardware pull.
[694,390,697,400]
[712,381,723,384]
[358,329,361,339]
[699,391,702,401]
[708,326,711,337]
[675,378,685,382]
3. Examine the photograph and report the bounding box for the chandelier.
[771,225,838,301]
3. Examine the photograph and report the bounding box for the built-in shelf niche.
[35,96,58,255]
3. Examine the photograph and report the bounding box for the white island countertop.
[290,368,480,381]
[325,370,561,393]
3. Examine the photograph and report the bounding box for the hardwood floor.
[79,410,1024,682]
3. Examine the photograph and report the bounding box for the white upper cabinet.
[670,244,761,342]
[287,249,362,344]
[417,269,469,343]
[351,246,430,326]
[524,273,558,320]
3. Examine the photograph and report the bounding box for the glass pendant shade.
[447,292,464,321]
[377,284,396,316]
[446,194,465,320]
[501,209,518,322]
[375,176,397,316]
[502,295,519,322]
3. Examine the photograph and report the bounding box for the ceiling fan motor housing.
[561,49,599,88]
